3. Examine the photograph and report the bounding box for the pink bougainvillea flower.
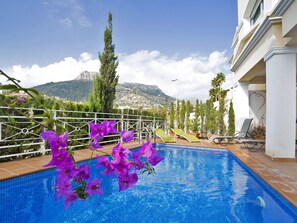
[41,130,68,153]
[89,120,119,141]
[89,138,102,150]
[55,178,71,200]
[43,148,70,167]
[139,140,154,158]
[111,143,131,164]
[96,156,114,177]
[148,149,164,166]
[57,156,76,179]
[89,122,106,140]
[112,160,131,175]
[73,164,90,182]
[118,172,138,191]
[102,120,119,134]
[131,152,146,170]
[63,191,79,209]
[121,130,134,143]
[85,178,104,196]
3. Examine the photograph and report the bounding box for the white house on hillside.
[230,0,297,160]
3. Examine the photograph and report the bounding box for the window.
[250,0,264,25]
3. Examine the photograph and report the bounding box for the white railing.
[0,106,165,160]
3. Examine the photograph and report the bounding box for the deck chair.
[154,129,176,143]
[213,118,253,145]
[237,139,265,152]
[171,129,200,143]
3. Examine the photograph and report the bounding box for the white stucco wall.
[265,51,296,159]
[249,84,266,128]
[249,90,266,127]
[233,82,250,131]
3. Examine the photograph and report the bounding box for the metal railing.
[0,106,165,160]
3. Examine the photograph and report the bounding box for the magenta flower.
[89,120,119,142]
[89,122,106,140]
[40,119,165,208]
[112,160,131,175]
[148,149,164,166]
[121,130,134,143]
[89,138,102,150]
[73,164,90,182]
[63,191,79,209]
[111,144,131,174]
[41,130,68,153]
[57,156,76,179]
[111,143,131,164]
[96,156,114,177]
[85,178,104,196]
[118,172,138,191]
[43,148,70,167]
[131,152,146,170]
[139,140,154,158]
[102,120,119,134]
[55,179,71,200]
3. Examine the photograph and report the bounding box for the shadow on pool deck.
[1,138,297,208]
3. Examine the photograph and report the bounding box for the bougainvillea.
[42,120,163,208]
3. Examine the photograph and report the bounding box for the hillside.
[34,72,174,109]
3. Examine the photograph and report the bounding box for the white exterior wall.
[264,0,279,15]
[238,0,249,24]
[233,82,250,131]
[264,49,296,159]
[249,90,266,127]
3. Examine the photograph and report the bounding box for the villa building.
[230,0,297,160]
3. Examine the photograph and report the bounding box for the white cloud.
[2,52,99,88]
[46,0,91,28]
[59,18,73,28]
[2,50,232,101]
[118,50,233,101]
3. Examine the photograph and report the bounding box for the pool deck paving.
[1,138,297,208]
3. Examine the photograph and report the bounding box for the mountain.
[34,71,174,109]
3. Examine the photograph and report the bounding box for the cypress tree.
[185,100,191,132]
[169,101,175,129]
[88,12,119,112]
[199,101,205,137]
[176,101,181,129]
[217,90,228,134]
[180,100,186,130]
[228,100,235,135]
[192,99,199,132]
[205,99,216,134]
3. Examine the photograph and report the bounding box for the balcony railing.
[0,106,165,160]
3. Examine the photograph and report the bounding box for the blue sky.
[0,0,238,100]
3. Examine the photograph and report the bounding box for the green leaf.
[0,84,18,90]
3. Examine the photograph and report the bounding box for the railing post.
[95,113,97,124]
[40,139,46,155]
[53,110,57,131]
[121,110,124,132]
[0,122,2,141]
[138,115,142,143]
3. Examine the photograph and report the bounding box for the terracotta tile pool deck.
[1,139,297,208]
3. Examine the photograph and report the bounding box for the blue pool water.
[1,144,297,222]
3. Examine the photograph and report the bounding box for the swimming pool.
[1,144,297,222]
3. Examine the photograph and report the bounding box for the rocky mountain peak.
[75,71,97,80]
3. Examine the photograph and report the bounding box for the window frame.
[250,0,264,26]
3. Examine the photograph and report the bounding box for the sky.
[0,0,238,101]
